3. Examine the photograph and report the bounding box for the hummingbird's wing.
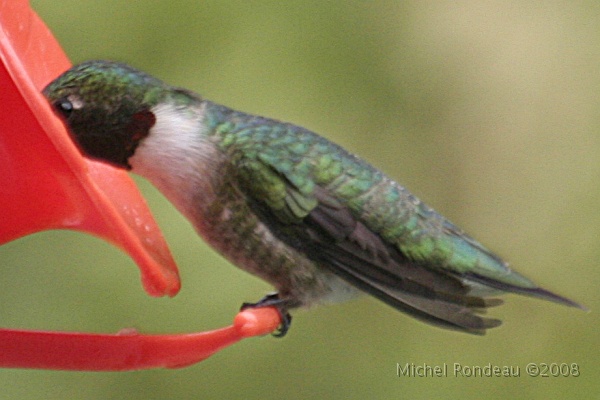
[235,149,505,334]
[231,121,582,332]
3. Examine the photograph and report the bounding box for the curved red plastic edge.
[0,0,180,296]
[0,308,282,371]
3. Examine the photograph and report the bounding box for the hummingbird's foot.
[240,293,292,338]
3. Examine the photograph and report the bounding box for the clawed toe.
[241,293,292,338]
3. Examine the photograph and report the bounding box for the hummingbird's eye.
[52,94,84,119]
[53,98,74,118]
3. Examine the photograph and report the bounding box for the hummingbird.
[43,60,583,336]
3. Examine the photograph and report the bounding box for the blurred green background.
[1,1,598,398]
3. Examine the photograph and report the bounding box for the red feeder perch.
[0,0,281,371]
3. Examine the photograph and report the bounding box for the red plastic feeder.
[0,0,280,371]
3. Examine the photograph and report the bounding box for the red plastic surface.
[0,0,180,297]
[0,308,281,371]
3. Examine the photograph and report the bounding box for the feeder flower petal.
[0,0,180,297]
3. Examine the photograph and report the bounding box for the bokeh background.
[2,1,598,398]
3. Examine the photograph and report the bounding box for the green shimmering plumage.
[197,99,584,317]
[203,102,532,288]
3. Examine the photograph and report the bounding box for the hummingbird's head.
[43,60,168,169]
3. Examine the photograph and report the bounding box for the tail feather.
[464,273,587,311]
[327,259,503,335]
